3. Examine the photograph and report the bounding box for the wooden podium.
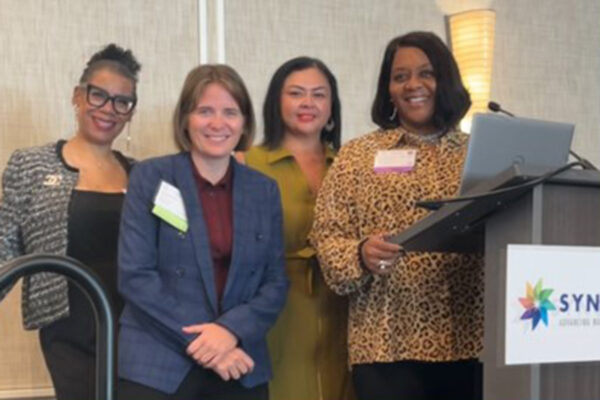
[390,165,600,400]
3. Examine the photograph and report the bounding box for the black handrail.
[0,254,114,400]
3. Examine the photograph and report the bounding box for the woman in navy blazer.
[117,64,288,400]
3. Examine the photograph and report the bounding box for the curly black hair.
[78,43,141,85]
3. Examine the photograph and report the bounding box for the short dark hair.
[173,64,255,152]
[371,31,470,132]
[78,44,141,89]
[263,57,341,150]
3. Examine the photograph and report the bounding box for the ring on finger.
[377,260,389,271]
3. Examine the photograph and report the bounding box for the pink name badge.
[373,149,417,173]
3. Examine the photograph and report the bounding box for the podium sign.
[505,244,600,365]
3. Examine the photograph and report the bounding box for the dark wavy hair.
[371,31,470,132]
[263,57,341,150]
[78,43,141,90]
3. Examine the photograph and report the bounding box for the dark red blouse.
[191,161,233,306]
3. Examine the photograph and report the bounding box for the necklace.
[402,129,445,145]
[93,156,117,170]
[77,154,118,172]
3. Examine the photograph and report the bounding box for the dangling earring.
[324,119,335,132]
[389,106,397,121]
[72,104,80,134]
[73,104,80,118]
[126,122,132,152]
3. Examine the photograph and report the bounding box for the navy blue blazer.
[117,152,288,393]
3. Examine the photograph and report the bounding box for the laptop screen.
[459,113,574,194]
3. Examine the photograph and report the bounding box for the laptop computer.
[459,113,574,194]
[415,113,574,211]
[389,113,575,250]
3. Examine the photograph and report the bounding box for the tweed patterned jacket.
[0,141,130,330]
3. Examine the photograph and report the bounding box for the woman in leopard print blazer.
[311,31,484,400]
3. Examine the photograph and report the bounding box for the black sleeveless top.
[41,190,125,352]
[68,190,125,311]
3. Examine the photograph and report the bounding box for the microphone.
[488,101,514,117]
[487,101,598,171]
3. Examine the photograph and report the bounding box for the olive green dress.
[246,145,352,400]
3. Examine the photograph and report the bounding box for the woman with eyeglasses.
[0,43,140,400]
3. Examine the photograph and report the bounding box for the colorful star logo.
[519,279,556,330]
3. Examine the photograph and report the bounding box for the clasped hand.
[182,323,254,381]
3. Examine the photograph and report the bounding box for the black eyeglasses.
[82,83,137,115]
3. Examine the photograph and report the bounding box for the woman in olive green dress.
[244,57,351,400]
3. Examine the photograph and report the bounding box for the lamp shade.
[449,9,495,132]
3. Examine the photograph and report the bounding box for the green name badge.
[152,180,189,233]
[152,204,188,232]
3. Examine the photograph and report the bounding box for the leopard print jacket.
[310,127,483,365]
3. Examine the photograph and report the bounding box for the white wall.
[225,0,446,143]
[491,0,600,164]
